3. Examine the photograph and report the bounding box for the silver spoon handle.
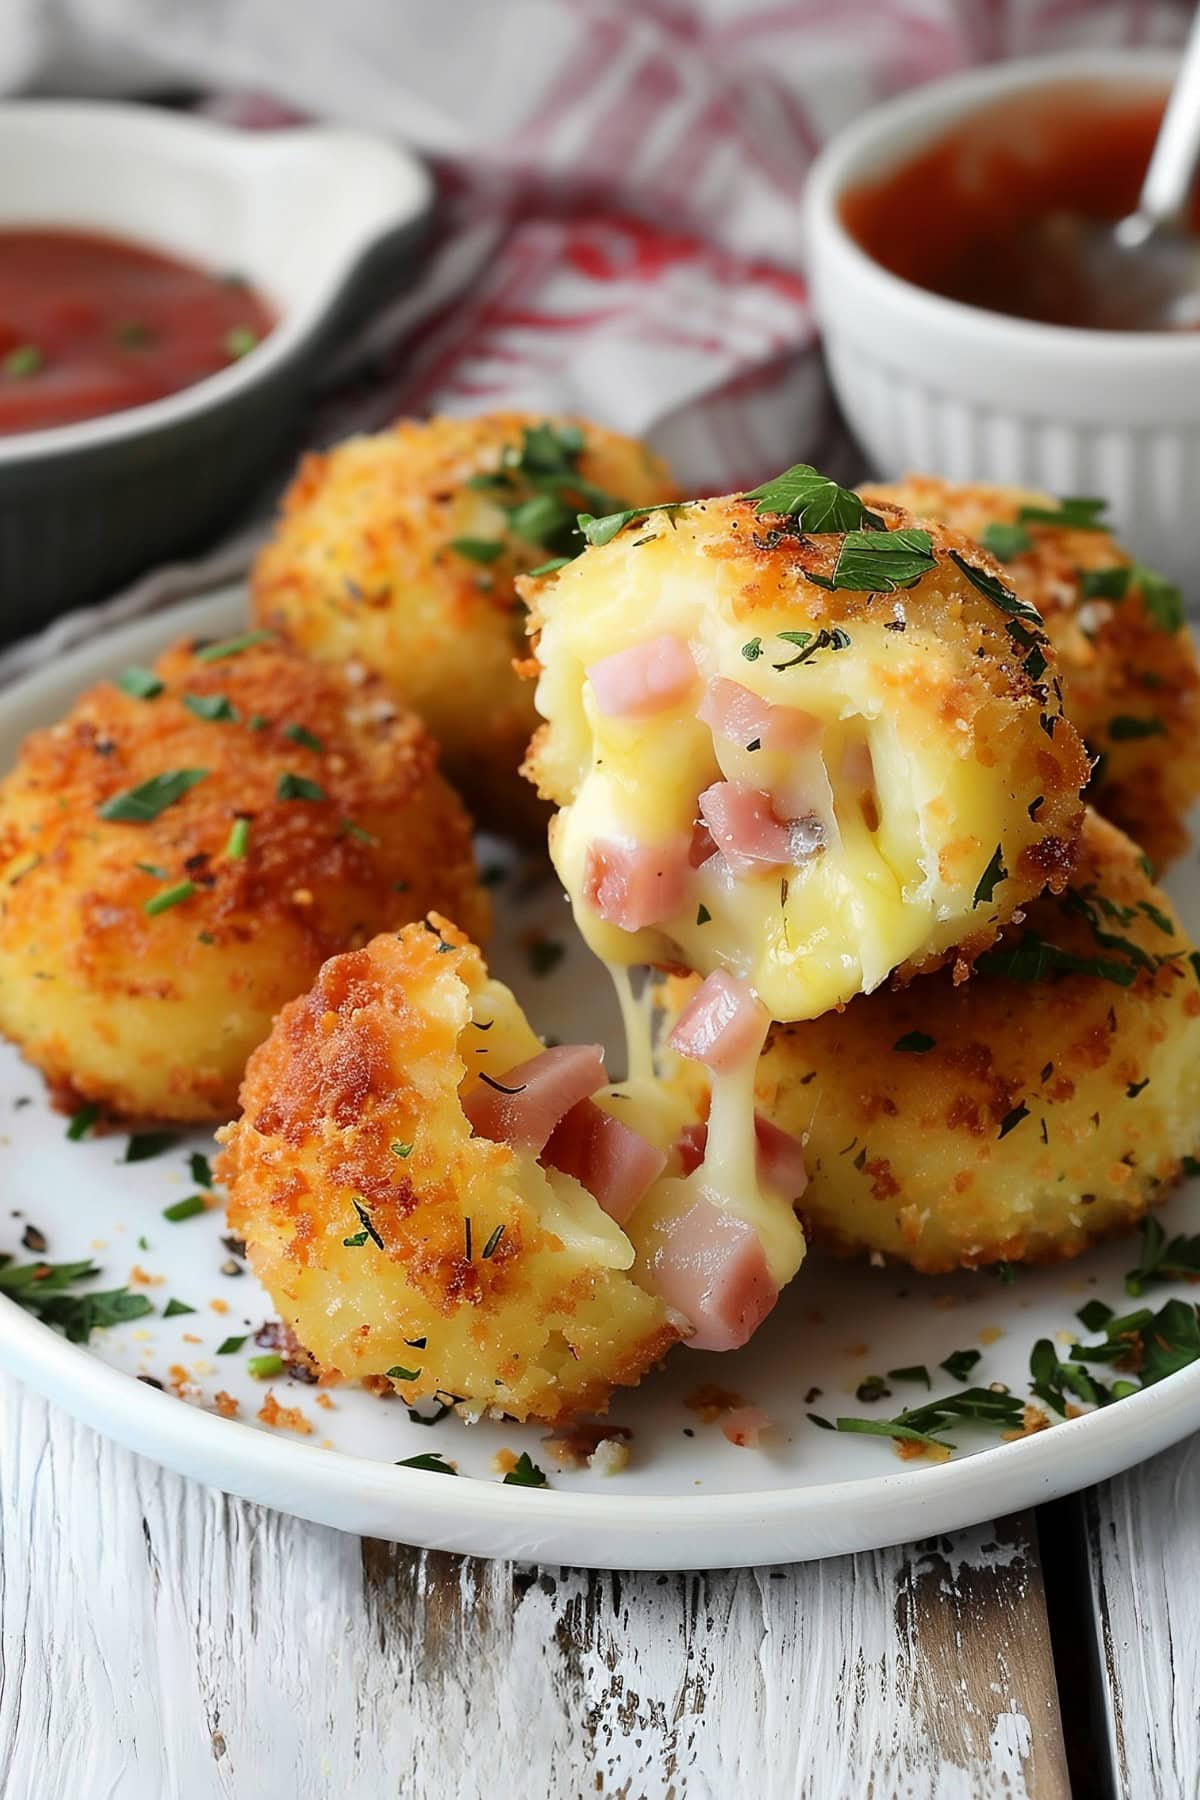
[1139,9,1200,229]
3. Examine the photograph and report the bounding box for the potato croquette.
[745,812,1200,1272]
[216,919,682,1425]
[0,635,487,1122]
[522,480,1090,1023]
[251,412,678,838]
[861,476,1200,868]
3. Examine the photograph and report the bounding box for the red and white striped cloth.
[0,0,1189,675]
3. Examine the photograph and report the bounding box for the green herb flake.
[448,537,505,565]
[397,1452,458,1475]
[940,1348,981,1382]
[115,320,153,348]
[980,522,1033,560]
[893,1030,935,1053]
[1124,1214,1200,1296]
[283,723,323,754]
[1079,566,1131,600]
[224,325,259,359]
[390,1140,413,1160]
[144,879,197,917]
[743,464,878,533]
[1017,496,1107,530]
[189,1152,214,1188]
[527,557,571,577]
[66,1103,100,1142]
[183,692,237,723]
[217,1334,247,1355]
[98,769,208,823]
[998,1102,1030,1140]
[4,343,43,379]
[1108,714,1165,741]
[276,772,327,803]
[386,1364,422,1381]
[247,1352,283,1379]
[741,638,763,661]
[973,844,1008,907]
[578,502,684,548]
[225,817,251,859]
[0,1256,153,1342]
[194,630,272,663]
[1077,1299,1114,1333]
[162,1195,207,1223]
[481,1224,506,1260]
[886,1365,931,1387]
[825,528,936,593]
[125,1132,179,1163]
[1132,565,1184,633]
[503,1450,549,1487]
[163,1298,196,1318]
[697,904,711,925]
[115,665,164,700]
[855,1374,891,1404]
[946,550,1044,622]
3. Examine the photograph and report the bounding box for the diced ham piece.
[698,678,821,752]
[752,1116,809,1202]
[463,1043,606,1152]
[651,1198,778,1351]
[668,969,767,1073]
[584,836,690,932]
[698,781,794,875]
[674,1115,808,1201]
[587,634,696,719]
[720,1405,773,1448]
[544,1099,667,1226]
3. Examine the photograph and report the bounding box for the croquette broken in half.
[251,411,678,838]
[0,635,486,1123]
[216,920,684,1425]
[522,479,1090,1022]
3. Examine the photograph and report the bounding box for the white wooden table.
[1,1375,1192,1798]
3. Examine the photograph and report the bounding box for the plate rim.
[2,583,1199,1569]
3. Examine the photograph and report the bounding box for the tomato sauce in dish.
[841,84,1192,329]
[0,229,275,435]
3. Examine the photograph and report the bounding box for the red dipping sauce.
[841,84,1190,329]
[0,229,276,436]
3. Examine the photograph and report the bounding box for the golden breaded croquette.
[522,479,1090,1023]
[251,412,678,838]
[861,476,1200,868]
[216,919,681,1425]
[0,635,487,1123]
[743,812,1200,1273]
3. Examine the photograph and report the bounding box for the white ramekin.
[804,50,1200,586]
[0,102,432,632]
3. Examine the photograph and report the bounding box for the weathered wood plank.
[0,1380,1069,1799]
[1079,1434,1200,1800]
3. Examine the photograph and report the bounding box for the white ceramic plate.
[1,589,1198,1570]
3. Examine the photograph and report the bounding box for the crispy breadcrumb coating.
[751,812,1200,1271]
[0,637,486,1122]
[216,919,680,1425]
[251,412,677,838]
[862,476,1200,868]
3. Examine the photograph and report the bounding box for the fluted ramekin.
[0,102,432,633]
[804,51,1200,590]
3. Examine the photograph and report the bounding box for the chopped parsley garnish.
[1124,1214,1200,1297]
[98,769,208,823]
[183,692,237,723]
[887,1365,931,1387]
[115,665,164,700]
[998,1102,1030,1139]
[528,557,571,577]
[940,1348,981,1382]
[348,1198,383,1251]
[481,1224,506,1260]
[283,723,323,754]
[1133,565,1184,633]
[503,1451,549,1487]
[1077,1299,1114,1333]
[397,1451,457,1475]
[66,1103,100,1142]
[0,1254,152,1342]
[973,844,1007,907]
[390,1140,413,1159]
[276,772,327,803]
[819,527,935,593]
[144,879,197,917]
[225,818,250,859]
[1138,899,1175,936]
[578,502,684,547]
[1108,714,1165,741]
[855,1374,891,1404]
[163,1298,196,1318]
[946,549,1043,622]
[980,521,1032,560]
[217,1334,248,1355]
[772,626,851,669]
[4,344,43,379]
[247,1352,283,1379]
[744,464,880,533]
[340,819,377,846]
[189,1152,214,1188]
[125,1132,178,1163]
[696,903,711,925]
[528,938,565,977]
[162,1195,206,1222]
[135,862,170,880]
[893,1030,935,1053]
[811,1384,1026,1454]
[976,929,1138,988]
[1017,496,1107,530]
[194,630,272,663]
[741,638,763,661]
[448,537,505,565]
[1079,566,1130,600]
[224,326,259,359]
